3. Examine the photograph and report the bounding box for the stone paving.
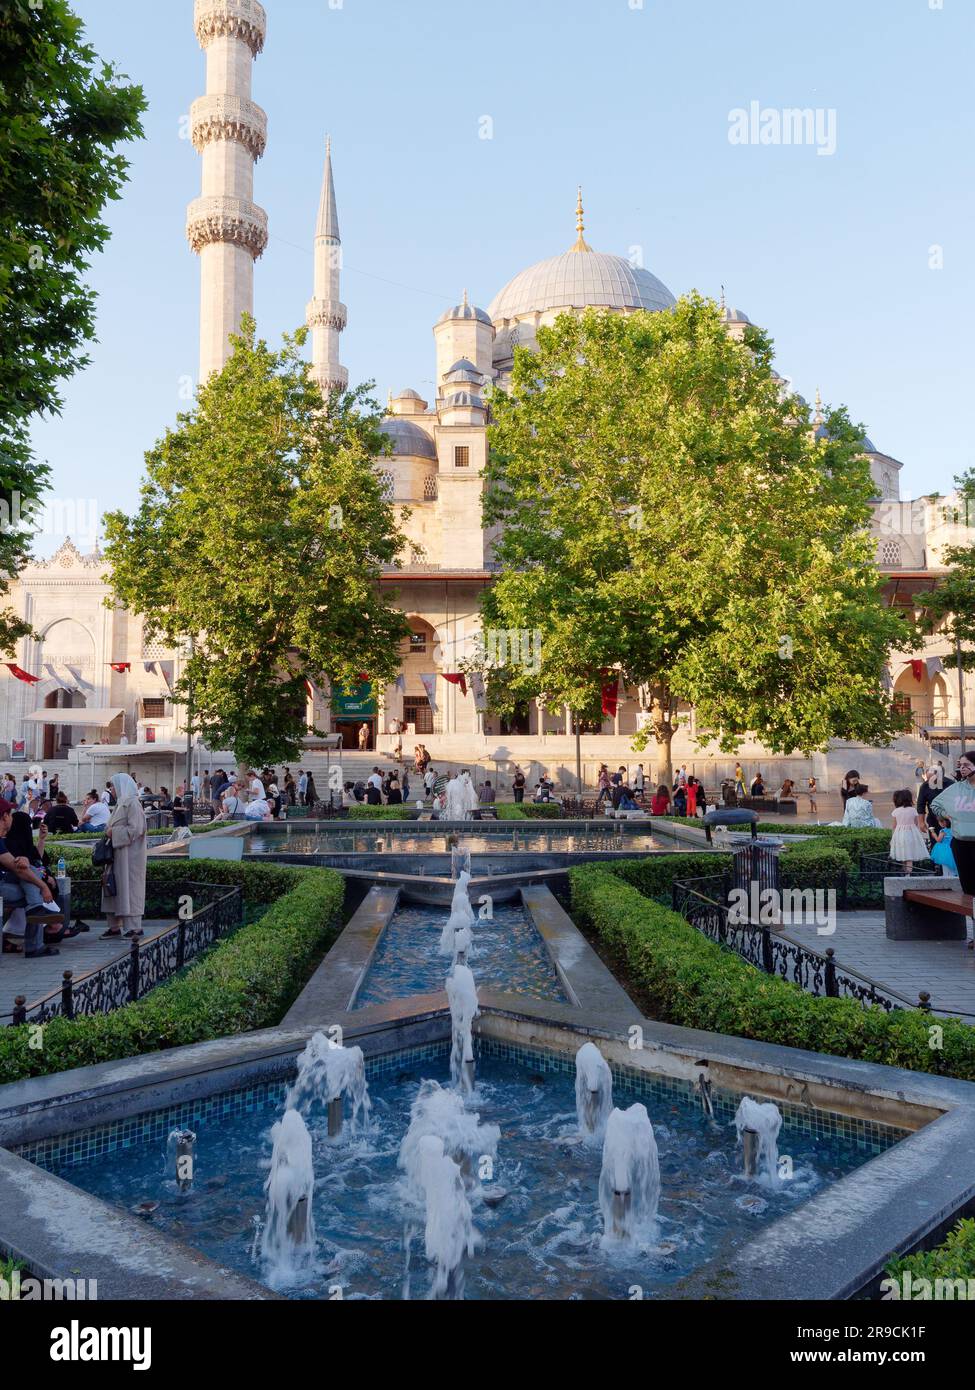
[781,910,975,1019]
[0,919,176,1015]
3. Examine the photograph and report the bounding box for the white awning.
[22,707,124,727]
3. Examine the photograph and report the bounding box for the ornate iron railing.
[669,878,926,1014]
[5,880,243,1027]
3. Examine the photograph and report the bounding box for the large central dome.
[488,247,676,323]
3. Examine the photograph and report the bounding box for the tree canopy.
[0,0,145,650]
[103,320,410,765]
[479,295,912,783]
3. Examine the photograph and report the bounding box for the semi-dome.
[379,417,437,460]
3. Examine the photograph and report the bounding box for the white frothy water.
[598,1104,660,1245]
[575,1043,613,1143]
[415,1134,476,1299]
[446,965,479,1095]
[286,1033,371,1132]
[452,925,473,964]
[444,773,477,821]
[438,870,476,956]
[398,1078,500,1198]
[260,1108,316,1285]
[450,843,472,879]
[734,1096,782,1185]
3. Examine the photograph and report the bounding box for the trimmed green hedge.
[0,859,344,1085]
[345,804,416,820]
[886,1219,975,1285]
[569,864,975,1082]
[495,803,563,819]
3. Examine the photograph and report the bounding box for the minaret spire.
[570,185,592,253]
[307,134,348,395]
[187,0,269,382]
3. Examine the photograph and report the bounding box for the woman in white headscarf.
[101,773,148,939]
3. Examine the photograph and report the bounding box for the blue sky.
[29,0,975,553]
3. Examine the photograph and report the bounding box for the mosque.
[0,0,970,795]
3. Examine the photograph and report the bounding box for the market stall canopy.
[22,707,124,726]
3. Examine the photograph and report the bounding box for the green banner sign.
[331,681,376,718]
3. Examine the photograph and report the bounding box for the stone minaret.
[306,136,348,395]
[187,0,269,382]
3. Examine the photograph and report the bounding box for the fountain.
[452,925,473,966]
[286,1033,371,1137]
[444,774,477,822]
[449,838,472,879]
[260,1108,316,1284]
[398,1078,500,1197]
[446,964,479,1095]
[735,1096,782,1184]
[438,869,476,957]
[598,1104,660,1245]
[414,1134,476,1299]
[575,1043,613,1142]
[166,1128,197,1192]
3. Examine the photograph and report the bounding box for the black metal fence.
[5,880,243,1027]
[669,876,928,1014]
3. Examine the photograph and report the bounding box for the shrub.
[569,865,975,1082]
[0,860,344,1085]
[778,840,853,890]
[886,1219,975,1285]
[495,803,563,819]
[345,804,416,820]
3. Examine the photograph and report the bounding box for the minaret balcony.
[191,95,267,159]
[306,299,348,332]
[194,0,267,56]
[186,195,268,258]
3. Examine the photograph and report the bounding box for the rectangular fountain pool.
[353,901,567,1008]
[28,1039,906,1301]
[244,826,673,856]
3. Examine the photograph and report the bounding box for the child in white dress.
[889,789,929,874]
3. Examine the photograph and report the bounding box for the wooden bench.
[886,883,971,941]
[904,889,974,915]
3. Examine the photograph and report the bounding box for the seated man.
[478,779,496,805]
[0,798,64,957]
[44,792,79,835]
[79,789,110,833]
[244,794,272,821]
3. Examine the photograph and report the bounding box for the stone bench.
[884,876,971,941]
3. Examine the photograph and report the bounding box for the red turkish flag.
[600,670,619,718]
[5,664,40,684]
[910,660,924,683]
[442,673,468,696]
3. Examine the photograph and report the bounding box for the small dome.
[489,247,675,322]
[379,417,437,460]
[444,358,484,386]
[394,387,424,401]
[861,435,877,453]
[721,305,751,324]
[441,390,485,411]
[437,295,492,327]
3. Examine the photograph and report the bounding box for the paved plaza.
[782,910,975,1020]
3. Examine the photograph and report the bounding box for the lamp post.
[957,633,967,753]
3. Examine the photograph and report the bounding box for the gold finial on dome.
[570,186,592,252]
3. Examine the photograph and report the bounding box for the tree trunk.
[655,724,674,790]
[649,685,678,788]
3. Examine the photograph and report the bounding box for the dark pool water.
[57,1054,880,1301]
[354,902,566,1008]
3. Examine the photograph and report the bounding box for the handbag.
[92,835,113,866]
[103,864,118,897]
